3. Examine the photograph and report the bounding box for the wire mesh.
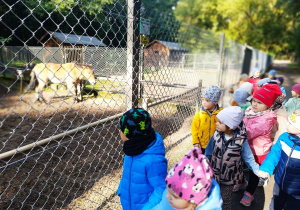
[0,0,271,209]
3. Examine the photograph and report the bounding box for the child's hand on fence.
[258,170,270,179]
[193,143,200,148]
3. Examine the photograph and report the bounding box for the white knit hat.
[240,82,253,96]
[217,106,243,130]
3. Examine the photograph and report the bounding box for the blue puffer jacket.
[118,132,168,210]
[151,178,223,210]
[260,132,300,195]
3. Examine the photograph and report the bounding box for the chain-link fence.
[0,0,271,209]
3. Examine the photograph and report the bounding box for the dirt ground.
[0,81,197,209]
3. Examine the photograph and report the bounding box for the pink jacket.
[243,111,277,156]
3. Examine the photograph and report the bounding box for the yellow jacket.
[191,106,223,148]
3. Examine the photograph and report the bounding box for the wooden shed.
[144,40,188,68]
[38,31,106,63]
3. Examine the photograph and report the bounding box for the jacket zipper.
[129,156,133,209]
[281,144,296,190]
[209,116,212,139]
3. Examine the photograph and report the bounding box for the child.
[234,88,251,115]
[154,148,223,210]
[258,110,300,210]
[191,85,223,154]
[248,68,261,96]
[240,82,253,101]
[276,76,287,102]
[228,74,249,105]
[268,69,277,80]
[285,83,300,115]
[117,108,168,210]
[228,73,249,94]
[240,84,282,206]
[205,106,260,210]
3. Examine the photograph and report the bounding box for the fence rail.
[0,0,272,209]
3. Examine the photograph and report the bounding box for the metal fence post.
[196,79,202,114]
[217,33,225,87]
[126,0,140,110]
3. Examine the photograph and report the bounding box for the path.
[232,60,300,210]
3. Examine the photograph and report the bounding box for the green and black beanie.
[119,108,152,138]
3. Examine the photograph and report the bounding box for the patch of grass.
[288,63,300,69]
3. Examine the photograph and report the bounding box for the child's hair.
[253,84,282,108]
[288,109,300,130]
[201,85,222,105]
[165,148,213,205]
[216,106,243,130]
[234,88,248,105]
[292,84,300,98]
[239,74,249,82]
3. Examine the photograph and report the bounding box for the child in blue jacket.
[117,108,168,210]
[258,109,300,210]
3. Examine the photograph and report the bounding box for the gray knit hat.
[234,88,248,105]
[201,85,222,105]
[257,78,271,87]
[217,106,243,130]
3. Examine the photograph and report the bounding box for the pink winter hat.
[165,148,213,204]
[292,84,300,95]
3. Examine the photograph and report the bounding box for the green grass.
[288,63,300,68]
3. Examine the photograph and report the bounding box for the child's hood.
[143,132,166,155]
[196,178,222,210]
[228,121,248,141]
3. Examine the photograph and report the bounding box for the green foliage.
[174,0,300,57]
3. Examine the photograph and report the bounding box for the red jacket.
[248,77,261,96]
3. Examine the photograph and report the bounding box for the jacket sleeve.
[259,136,282,175]
[284,98,294,114]
[281,87,287,102]
[142,157,168,210]
[242,140,260,175]
[205,136,214,160]
[247,114,277,140]
[191,112,201,145]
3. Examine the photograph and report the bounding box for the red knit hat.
[292,84,300,95]
[253,84,282,107]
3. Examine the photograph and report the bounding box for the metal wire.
[0,0,271,209]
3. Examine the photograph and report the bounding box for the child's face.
[216,118,232,133]
[166,187,196,210]
[201,97,216,112]
[268,74,274,79]
[292,90,299,98]
[119,131,129,142]
[251,98,268,112]
[253,70,260,78]
[216,118,227,132]
[286,122,300,137]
